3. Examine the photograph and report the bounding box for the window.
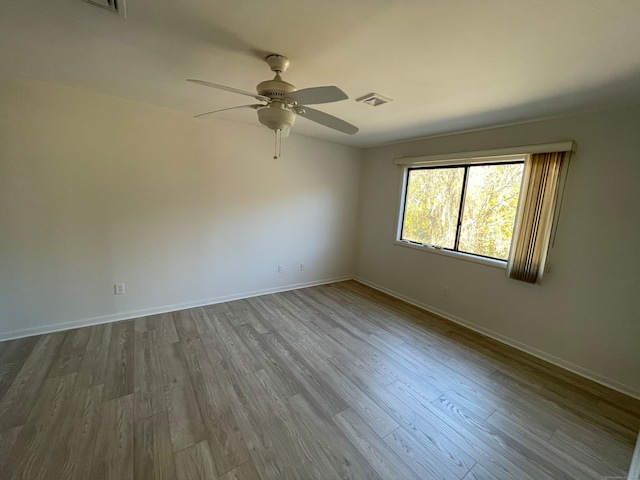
[399,160,524,261]
[395,142,574,279]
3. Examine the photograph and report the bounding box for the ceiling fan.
[187,54,358,158]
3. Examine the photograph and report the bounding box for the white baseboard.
[354,276,640,401]
[0,276,352,342]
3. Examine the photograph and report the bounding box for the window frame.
[397,159,527,264]
[395,155,527,268]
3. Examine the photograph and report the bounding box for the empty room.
[1,0,639,479]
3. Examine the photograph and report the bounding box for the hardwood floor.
[1,280,638,479]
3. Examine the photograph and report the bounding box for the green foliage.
[402,167,464,248]
[401,163,523,260]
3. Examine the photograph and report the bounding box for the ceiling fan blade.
[187,79,269,102]
[286,86,348,105]
[296,106,358,135]
[194,104,263,118]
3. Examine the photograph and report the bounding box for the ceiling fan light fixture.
[257,105,296,132]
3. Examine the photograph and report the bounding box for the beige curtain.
[507,151,565,284]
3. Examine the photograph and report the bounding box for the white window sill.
[393,240,507,269]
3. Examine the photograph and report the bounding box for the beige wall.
[0,76,363,338]
[355,106,640,398]
[2,73,639,398]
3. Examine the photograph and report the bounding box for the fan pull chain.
[273,129,282,159]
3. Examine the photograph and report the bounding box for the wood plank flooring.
[1,280,638,479]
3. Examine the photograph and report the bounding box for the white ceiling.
[2,0,640,148]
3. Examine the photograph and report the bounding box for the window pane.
[458,163,524,260]
[401,167,465,248]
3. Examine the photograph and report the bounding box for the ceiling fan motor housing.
[256,76,296,100]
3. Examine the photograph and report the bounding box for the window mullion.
[453,166,469,251]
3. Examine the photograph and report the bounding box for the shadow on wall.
[390,68,640,146]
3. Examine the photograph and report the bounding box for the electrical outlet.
[278,265,283,274]
[442,286,449,297]
[300,263,305,271]
[114,283,125,295]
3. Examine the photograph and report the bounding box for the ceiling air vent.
[356,93,393,107]
[81,0,118,12]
